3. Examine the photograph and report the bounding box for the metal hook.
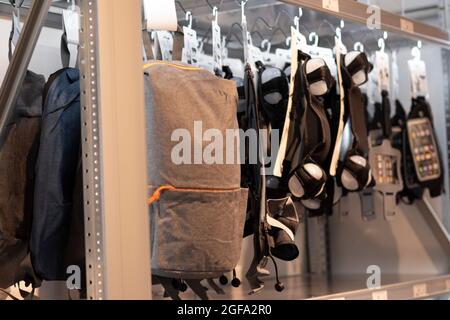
[377,31,388,52]
[251,16,274,32]
[309,32,319,47]
[411,40,422,60]
[186,11,193,29]
[213,6,219,24]
[354,41,364,52]
[378,38,385,52]
[261,39,271,53]
[241,0,247,24]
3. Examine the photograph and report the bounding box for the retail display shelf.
[176,0,450,47]
[155,274,450,300]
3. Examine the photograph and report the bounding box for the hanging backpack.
[337,51,374,193]
[0,19,43,290]
[30,68,84,283]
[144,60,248,299]
[0,70,43,290]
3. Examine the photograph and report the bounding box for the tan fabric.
[144,61,247,279]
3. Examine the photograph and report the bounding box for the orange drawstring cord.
[147,185,176,205]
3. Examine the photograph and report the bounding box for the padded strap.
[381,90,392,138]
[142,30,154,60]
[343,153,371,188]
[340,53,371,155]
[172,27,184,61]
[306,65,335,91]
[207,279,225,295]
[185,280,209,300]
[346,52,373,78]
[156,276,181,300]
[301,54,332,163]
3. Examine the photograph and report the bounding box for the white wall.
[0,17,63,82]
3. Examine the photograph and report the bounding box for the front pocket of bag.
[151,188,248,278]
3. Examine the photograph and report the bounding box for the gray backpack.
[144,61,248,299]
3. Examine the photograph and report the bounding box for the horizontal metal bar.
[280,0,450,48]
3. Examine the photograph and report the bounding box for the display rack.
[1,0,450,300]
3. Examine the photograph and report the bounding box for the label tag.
[413,283,428,298]
[212,21,223,72]
[182,26,199,66]
[408,57,429,98]
[375,50,390,95]
[275,48,291,69]
[372,290,388,300]
[391,51,400,100]
[11,10,21,47]
[323,0,340,13]
[62,8,80,46]
[143,0,177,31]
[400,19,415,33]
[156,31,173,61]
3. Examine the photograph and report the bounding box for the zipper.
[148,185,241,205]
[143,61,201,71]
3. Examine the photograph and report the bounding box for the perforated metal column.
[79,0,151,300]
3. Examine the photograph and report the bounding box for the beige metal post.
[94,0,151,299]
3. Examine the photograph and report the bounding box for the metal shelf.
[156,274,450,300]
[281,0,450,47]
[176,0,450,48]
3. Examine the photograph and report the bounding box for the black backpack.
[0,71,43,290]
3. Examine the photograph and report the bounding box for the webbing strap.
[341,53,372,155]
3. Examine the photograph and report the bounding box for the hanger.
[377,31,388,53]
[9,0,24,49]
[354,41,364,52]
[411,40,422,61]
[211,4,223,72]
[308,32,319,47]
[185,11,193,29]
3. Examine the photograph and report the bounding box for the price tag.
[400,19,414,33]
[372,290,388,300]
[413,283,428,298]
[212,21,223,72]
[323,0,339,13]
